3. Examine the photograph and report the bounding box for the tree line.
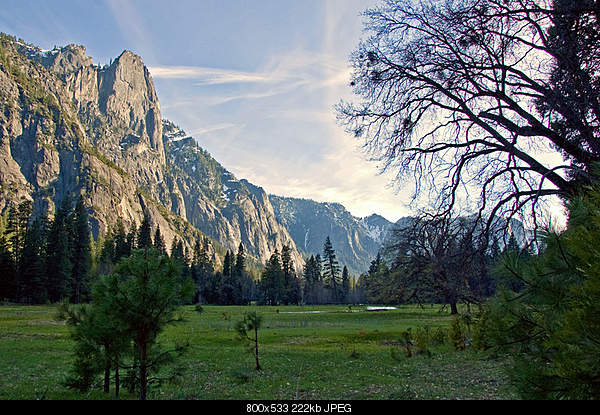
[0,196,91,304]
[357,216,526,313]
[0,196,359,307]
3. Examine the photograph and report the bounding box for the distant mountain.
[359,214,395,245]
[269,196,394,276]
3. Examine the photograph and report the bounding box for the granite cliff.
[0,34,302,268]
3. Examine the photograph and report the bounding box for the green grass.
[0,304,518,400]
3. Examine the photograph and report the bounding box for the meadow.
[0,304,518,400]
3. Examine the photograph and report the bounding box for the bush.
[414,327,432,356]
[448,318,467,351]
[430,327,448,346]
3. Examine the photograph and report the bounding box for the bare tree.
[337,0,600,233]
[387,214,489,314]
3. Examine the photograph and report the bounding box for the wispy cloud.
[189,123,240,136]
[152,48,350,89]
[149,66,283,85]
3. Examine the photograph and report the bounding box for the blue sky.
[0,0,412,222]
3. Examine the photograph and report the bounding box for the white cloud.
[189,123,239,136]
[149,66,284,85]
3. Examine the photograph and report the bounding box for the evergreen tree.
[313,254,324,304]
[369,252,382,275]
[193,238,217,305]
[222,250,233,277]
[60,299,129,397]
[0,233,16,302]
[97,235,115,276]
[19,217,46,304]
[69,196,92,304]
[113,220,130,262]
[45,197,73,302]
[6,200,32,271]
[281,245,300,305]
[235,312,263,371]
[170,237,185,263]
[103,248,195,400]
[153,226,166,255]
[341,266,350,304]
[219,250,237,305]
[234,243,246,277]
[259,250,284,305]
[126,223,137,256]
[302,255,324,305]
[136,213,153,250]
[322,237,341,303]
[483,188,600,399]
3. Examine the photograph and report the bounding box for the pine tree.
[483,188,600,399]
[193,238,217,304]
[97,232,115,276]
[69,196,92,304]
[45,197,73,302]
[126,223,137,256]
[322,237,341,303]
[222,250,233,277]
[234,243,246,277]
[103,248,196,400]
[281,245,300,305]
[0,233,16,302]
[113,220,130,262]
[219,250,235,305]
[170,237,185,263]
[153,226,166,255]
[6,200,32,271]
[60,298,129,397]
[259,250,284,305]
[341,266,350,304]
[136,213,153,250]
[235,312,263,371]
[19,217,46,304]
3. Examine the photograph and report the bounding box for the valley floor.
[0,304,518,400]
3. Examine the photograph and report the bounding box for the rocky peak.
[40,44,93,76]
[97,50,164,163]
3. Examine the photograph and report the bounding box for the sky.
[0,0,414,223]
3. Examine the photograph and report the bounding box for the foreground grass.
[0,304,518,400]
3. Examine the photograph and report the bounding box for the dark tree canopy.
[337,0,600,231]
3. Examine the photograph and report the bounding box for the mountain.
[359,214,395,245]
[0,34,530,279]
[0,34,302,269]
[269,195,394,276]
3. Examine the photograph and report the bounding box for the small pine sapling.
[235,311,263,371]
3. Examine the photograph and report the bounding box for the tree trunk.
[139,341,148,400]
[103,345,111,394]
[450,302,458,315]
[254,326,261,371]
[115,360,120,399]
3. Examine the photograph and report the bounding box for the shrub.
[414,327,432,357]
[448,318,467,351]
[430,326,448,346]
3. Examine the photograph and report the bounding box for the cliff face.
[161,121,303,269]
[0,35,302,268]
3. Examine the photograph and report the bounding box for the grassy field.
[0,304,518,400]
